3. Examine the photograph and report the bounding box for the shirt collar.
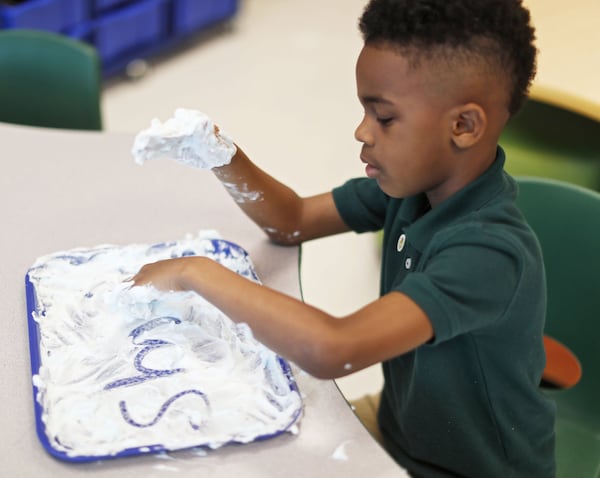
[399,147,514,252]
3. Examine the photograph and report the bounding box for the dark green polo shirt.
[332,148,555,478]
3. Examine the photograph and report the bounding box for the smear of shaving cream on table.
[331,440,352,461]
[131,109,236,169]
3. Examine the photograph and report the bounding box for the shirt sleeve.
[332,178,389,232]
[395,225,524,344]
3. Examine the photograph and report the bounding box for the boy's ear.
[450,103,486,149]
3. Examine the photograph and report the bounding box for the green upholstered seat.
[0,29,102,130]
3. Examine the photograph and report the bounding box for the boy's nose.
[354,117,372,145]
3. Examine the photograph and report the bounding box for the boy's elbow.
[298,333,354,380]
[263,227,304,246]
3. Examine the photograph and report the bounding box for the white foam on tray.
[26,232,302,459]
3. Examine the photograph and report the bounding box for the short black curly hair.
[359,0,537,115]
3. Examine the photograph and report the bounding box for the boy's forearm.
[212,146,306,245]
[179,257,343,377]
[213,146,350,245]
[132,255,346,377]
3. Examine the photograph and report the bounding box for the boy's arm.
[132,109,348,244]
[213,146,350,245]
[131,256,434,379]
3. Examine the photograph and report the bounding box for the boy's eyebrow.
[360,95,394,106]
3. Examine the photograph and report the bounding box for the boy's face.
[355,44,461,204]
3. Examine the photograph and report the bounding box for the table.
[0,123,405,477]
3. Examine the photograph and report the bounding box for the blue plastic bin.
[1,0,240,77]
[0,0,88,32]
[92,0,137,16]
[172,0,238,36]
[71,0,169,64]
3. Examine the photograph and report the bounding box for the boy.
[131,0,556,476]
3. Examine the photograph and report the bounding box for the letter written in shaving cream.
[131,109,237,169]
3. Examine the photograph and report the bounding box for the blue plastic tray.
[26,238,302,462]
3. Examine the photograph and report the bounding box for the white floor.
[101,0,384,400]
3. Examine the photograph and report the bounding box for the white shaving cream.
[27,232,302,459]
[131,109,236,169]
[331,440,352,461]
[221,181,263,203]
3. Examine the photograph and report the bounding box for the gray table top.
[0,123,405,477]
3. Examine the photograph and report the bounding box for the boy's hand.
[131,108,237,169]
[130,257,195,292]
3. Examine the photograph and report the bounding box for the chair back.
[516,177,600,477]
[0,29,102,130]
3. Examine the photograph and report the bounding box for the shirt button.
[405,258,412,269]
[397,234,406,252]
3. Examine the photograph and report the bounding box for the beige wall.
[525,0,600,120]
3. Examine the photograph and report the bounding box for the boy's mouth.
[361,155,381,178]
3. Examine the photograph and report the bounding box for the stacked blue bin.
[0,0,239,76]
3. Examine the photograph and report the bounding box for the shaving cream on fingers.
[132,109,236,169]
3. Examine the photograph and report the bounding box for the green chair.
[516,177,600,478]
[0,29,102,130]
[501,99,600,191]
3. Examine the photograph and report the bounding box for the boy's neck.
[426,145,498,208]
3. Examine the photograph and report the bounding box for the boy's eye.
[377,116,394,126]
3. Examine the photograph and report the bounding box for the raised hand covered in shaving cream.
[131,108,237,170]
